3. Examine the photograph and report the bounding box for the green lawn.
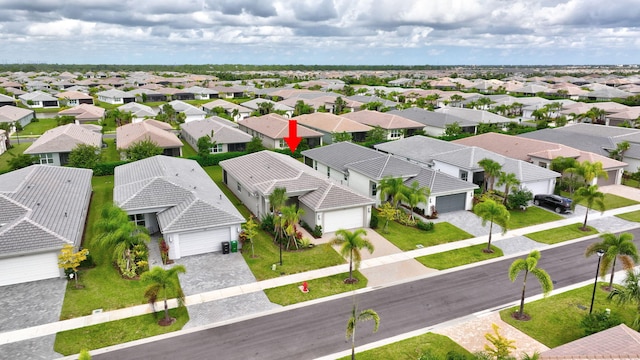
[101,138,121,162]
[564,191,639,210]
[500,283,637,348]
[181,139,197,157]
[616,210,640,222]
[524,223,598,244]
[54,307,188,355]
[0,142,31,172]
[21,118,58,135]
[203,165,252,219]
[508,206,563,229]
[374,211,473,251]
[416,244,503,270]
[337,332,473,360]
[264,271,367,305]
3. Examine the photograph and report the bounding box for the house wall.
[432,160,466,180]
[623,157,640,174]
[223,171,261,217]
[299,202,317,229]
[423,125,445,137]
[183,114,206,123]
[314,161,346,183]
[521,179,556,196]
[98,95,124,104]
[348,170,380,205]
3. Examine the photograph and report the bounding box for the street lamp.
[278,213,283,266]
[589,249,606,314]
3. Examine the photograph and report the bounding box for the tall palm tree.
[268,187,288,241]
[142,265,186,326]
[346,302,380,360]
[586,232,638,290]
[378,176,407,209]
[608,269,640,330]
[473,198,510,253]
[281,204,304,250]
[478,158,502,193]
[329,229,374,284]
[93,204,149,275]
[572,185,605,231]
[404,181,430,220]
[496,171,521,206]
[508,250,553,320]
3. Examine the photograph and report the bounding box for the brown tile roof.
[24,124,102,154]
[56,91,92,100]
[540,324,640,359]
[238,113,322,139]
[58,103,105,119]
[341,110,424,130]
[116,120,182,149]
[295,112,372,133]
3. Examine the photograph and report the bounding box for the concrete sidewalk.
[3,202,640,357]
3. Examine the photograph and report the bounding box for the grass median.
[524,223,598,244]
[416,244,503,270]
[265,271,367,306]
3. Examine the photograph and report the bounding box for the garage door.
[435,193,466,213]
[179,228,231,257]
[599,171,617,186]
[323,207,364,233]
[0,252,60,286]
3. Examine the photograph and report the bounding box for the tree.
[496,172,521,206]
[241,216,259,258]
[567,161,608,186]
[142,265,186,326]
[572,185,605,231]
[246,136,265,153]
[377,202,397,233]
[268,187,288,242]
[508,250,553,320]
[444,122,462,137]
[609,141,630,161]
[586,107,606,124]
[293,100,314,116]
[378,176,407,209]
[258,101,274,115]
[196,135,215,158]
[474,198,510,253]
[334,96,347,114]
[161,104,177,124]
[484,323,517,359]
[9,154,37,170]
[329,229,374,284]
[478,158,502,193]
[507,189,533,210]
[58,243,89,288]
[93,204,150,277]
[346,302,380,360]
[404,181,429,220]
[608,269,640,330]
[67,144,101,169]
[281,204,304,250]
[332,131,353,143]
[125,138,163,161]
[364,126,386,144]
[586,232,638,290]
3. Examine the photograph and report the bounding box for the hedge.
[187,152,246,166]
[93,161,129,176]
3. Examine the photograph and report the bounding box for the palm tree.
[142,265,186,326]
[404,181,430,220]
[281,204,304,250]
[570,161,608,185]
[608,269,640,330]
[93,204,149,276]
[268,187,288,241]
[572,185,605,231]
[474,198,510,253]
[496,171,521,206]
[329,229,374,284]
[378,176,407,209]
[508,250,553,320]
[610,141,630,161]
[586,232,638,290]
[478,158,502,193]
[346,302,380,360]
[258,101,274,115]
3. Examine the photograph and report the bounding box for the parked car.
[533,194,572,213]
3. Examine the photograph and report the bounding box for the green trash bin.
[230,240,238,253]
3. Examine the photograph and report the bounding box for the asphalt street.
[94,228,640,360]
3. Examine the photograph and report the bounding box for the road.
[95,228,640,360]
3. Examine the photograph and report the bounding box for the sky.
[1,0,639,66]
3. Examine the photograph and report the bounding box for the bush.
[78,253,95,269]
[416,220,435,231]
[369,212,378,228]
[260,213,275,234]
[188,151,246,167]
[580,310,622,336]
[507,189,533,210]
[93,160,129,176]
[312,225,323,238]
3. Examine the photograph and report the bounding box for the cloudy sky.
[1,0,639,66]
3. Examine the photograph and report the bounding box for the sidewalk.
[3,202,640,357]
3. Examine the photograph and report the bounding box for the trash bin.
[221,241,230,254]
[230,240,238,253]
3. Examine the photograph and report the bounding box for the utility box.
[221,241,230,254]
[230,240,238,253]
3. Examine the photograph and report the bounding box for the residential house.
[116,120,183,159]
[375,136,560,196]
[302,142,477,215]
[209,85,245,99]
[238,113,323,150]
[0,93,15,107]
[202,99,252,121]
[220,150,374,234]
[18,91,60,108]
[386,107,477,137]
[56,91,94,106]
[114,156,245,259]
[167,100,207,123]
[454,132,626,186]
[183,86,218,100]
[346,95,399,110]
[241,98,294,118]
[126,88,166,103]
[24,124,102,166]
[295,112,372,144]
[96,89,135,105]
[0,105,35,129]
[180,117,253,154]
[58,103,106,124]
[540,324,640,360]
[435,106,516,128]
[0,165,93,286]
[340,110,424,140]
[118,102,158,123]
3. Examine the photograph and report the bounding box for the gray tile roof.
[0,105,34,123]
[387,108,476,128]
[0,165,93,256]
[114,156,244,233]
[180,118,252,145]
[435,106,514,124]
[24,123,102,154]
[408,168,477,196]
[18,91,58,102]
[302,141,387,172]
[374,135,467,165]
[168,100,207,116]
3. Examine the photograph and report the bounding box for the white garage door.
[0,252,60,286]
[524,180,552,197]
[179,228,231,257]
[323,207,364,233]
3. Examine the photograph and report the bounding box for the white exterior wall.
[522,179,556,196]
[348,171,379,204]
[98,96,123,104]
[423,125,445,137]
[314,161,345,183]
[184,114,206,123]
[432,160,464,179]
[225,172,261,217]
[623,157,640,173]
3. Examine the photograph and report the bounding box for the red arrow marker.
[284,119,302,153]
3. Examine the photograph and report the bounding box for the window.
[370,181,377,196]
[344,172,348,181]
[39,153,54,164]
[128,214,145,227]
[459,170,468,181]
[237,182,242,192]
[210,144,223,153]
[279,139,285,148]
[313,161,317,170]
[389,129,402,139]
[327,167,331,177]
[539,162,547,168]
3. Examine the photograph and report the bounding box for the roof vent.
[176,173,179,176]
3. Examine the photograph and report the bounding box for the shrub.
[416,220,435,231]
[78,253,95,269]
[93,160,129,176]
[369,212,378,228]
[580,310,622,336]
[188,151,246,167]
[507,189,533,210]
[312,224,323,238]
[297,237,313,248]
[260,213,275,234]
